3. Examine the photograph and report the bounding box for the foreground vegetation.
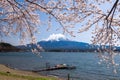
[0,71,57,80]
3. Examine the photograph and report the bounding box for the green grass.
[0,71,57,80]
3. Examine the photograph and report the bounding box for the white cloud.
[43,33,67,41]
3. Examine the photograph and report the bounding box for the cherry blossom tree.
[0,0,120,71]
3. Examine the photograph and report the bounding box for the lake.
[0,52,120,80]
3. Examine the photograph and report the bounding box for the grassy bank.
[0,64,61,80]
[0,71,57,80]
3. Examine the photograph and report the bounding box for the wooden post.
[46,62,50,68]
[45,62,50,76]
[67,74,70,80]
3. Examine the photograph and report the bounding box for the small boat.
[55,64,76,69]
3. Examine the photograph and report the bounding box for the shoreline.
[0,64,62,80]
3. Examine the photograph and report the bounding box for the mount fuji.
[37,40,93,52]
[17,34,120,52]
[21,34,95,52]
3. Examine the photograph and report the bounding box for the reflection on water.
[0,52,120,80]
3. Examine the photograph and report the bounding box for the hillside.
[18,39,97,52]
[18,40,120,52]
[0,42,21,52]
[37,40,94,52]
[17,33,120,52]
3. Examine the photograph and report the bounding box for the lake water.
[0,52,120,80]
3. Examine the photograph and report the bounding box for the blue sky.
[1,11,93,46]
[2,19,93,46]
[35,12,93,43]
[1,1,114,46]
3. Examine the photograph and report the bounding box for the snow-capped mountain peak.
[43,33,68,41]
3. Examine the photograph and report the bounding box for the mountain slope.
[17,39,120,52]
[0,42,21,52]
[38,40,93,52]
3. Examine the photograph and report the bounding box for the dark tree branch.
[106,0,119,19]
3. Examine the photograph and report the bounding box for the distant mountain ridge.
[17,38,120,52]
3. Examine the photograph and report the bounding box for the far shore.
[0,64,63,80]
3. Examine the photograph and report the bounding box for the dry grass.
[0,64,61,80]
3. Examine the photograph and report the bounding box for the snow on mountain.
[43,33,68,41]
